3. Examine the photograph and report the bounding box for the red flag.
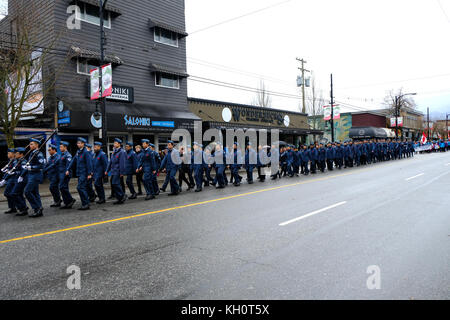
[421,132,427,144]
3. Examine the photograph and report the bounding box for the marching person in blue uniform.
[66,137,93,211]
[230,142,243,186]
[335,141,344,170]
[192,142,205,192]
[59,141,76,210]
[11,148,29,216]
[150,144,161,195]
[213,142,227,188]
[159,140,181,196]
[134,145,144,195]
[137,139,157,200]
[2,149,17,214]
[326,143,335,171]
[107,138,127,205]
[310,144,319,174]
[85,143,97,202]
[43,144,61,207]
[244,142,257,184]
[300,145,310,175]
[124,142,138,200]
[93,142,108,204]
[23,138,45,218]
[318,143,326,173]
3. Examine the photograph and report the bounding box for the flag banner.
[414,145,432,152]
[390,117,404,127]
[90,67,100,100]
[323,106,331,121]
[420,132,427,145]
[333,105,341,120]
[102,63,113,98]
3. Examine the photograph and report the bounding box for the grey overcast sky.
[186,0,450,117]
[1,0,450,117]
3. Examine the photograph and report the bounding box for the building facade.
[1,0,198,156]
[189,98,322,147]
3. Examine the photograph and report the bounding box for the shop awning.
[349,127,391,139]
[148,18,188,38]
[206,121,322,135]
[70,46,124,65]
[149,63,189,78]
[59,100,200,132]
[71,0,122,16]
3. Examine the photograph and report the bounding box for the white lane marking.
[279,201,347,227]
[405,173,425,181]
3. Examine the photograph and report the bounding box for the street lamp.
[395,93,417,139]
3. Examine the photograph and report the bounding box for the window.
[76,58,99,75]
[154,27,178,47]
[76,2,111,28]
[155,73,180,89]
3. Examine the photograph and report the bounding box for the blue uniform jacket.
[310,148,319,161]
[107,148,127,176]
[160,149,181,171]
[68,147,93,178]
[124,150,138,175]
[59,151,73,178]
[93,150,108,179]
[138,147,157,173]
[43,153,60,179]
[318,148,326,161]
[326,147,335,160]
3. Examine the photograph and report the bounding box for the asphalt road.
[0,152,449,300]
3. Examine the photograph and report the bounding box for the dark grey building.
[1,0,198,154]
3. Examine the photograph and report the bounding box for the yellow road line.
[0,169,366,245]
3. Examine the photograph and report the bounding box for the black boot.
[78,205,90,211]
[129,193,137,200]
[4,209,17,214]
[96,199,106,204]
[60,199,76,210]
[145,195,155,201]
[50,201,61,208]
[29,208,43,218]
[16,208,29,216]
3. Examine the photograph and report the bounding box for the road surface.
[0,152,449,300]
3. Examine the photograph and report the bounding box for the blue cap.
[94,142,103,146]
[60,141,69,147]
[126,142,133,147]
[141,139,150,144]
[86,144,92,148]
[168,140,175,145]
[114,138,122,144]
[77,137,87,143]
[234,142,239,146]
[8,148,15,153]
[49,144,57,150]
[149,143,155,148]
[193,142,199,146]
[16,147,26,153]
[30,138,41,144]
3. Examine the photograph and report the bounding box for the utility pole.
[99,0,108,154]
[394,96,399,139]
[330,74,334,143]
[427,107,430,140]
[296,58,310,114]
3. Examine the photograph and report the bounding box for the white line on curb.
[279,201,347,227]
[405,173,425,181]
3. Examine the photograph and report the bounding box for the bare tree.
[0,1,68,148]
[252,79,272,108]
[383,88,417,117]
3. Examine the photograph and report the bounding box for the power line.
[189,0,294,34]
[436,0,450,23]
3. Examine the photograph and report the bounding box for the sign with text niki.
[90,64,113,100]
